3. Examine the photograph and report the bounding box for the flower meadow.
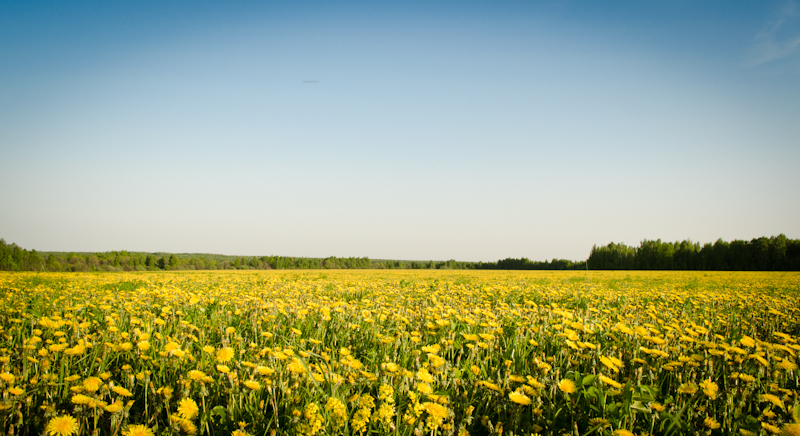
[1,270,799,436]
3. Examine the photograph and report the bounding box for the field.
[1,270,799,436]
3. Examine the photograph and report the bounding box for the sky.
[1,0,799,262]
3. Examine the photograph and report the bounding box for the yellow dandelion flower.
[71,394,93,405]
[761,394,785,409]
[750,354,770,367]
[64,344,85,355]
[422,402,448,418]
[112,386,133,397]
[256,366,275,376]
[83,377,103,392]
[700,380,719,399]
[174,416,198,435]
[677,382,698,395]
[780,424,800,436]
[188,370,207,381]
[88,398,107,409]
[216,347,235,363]
[244,380,261,390]
[287,358,306,374]
[123,424,155,436]
[417,382,433,395]
[49,343,69,353]
[739,373,756,383]
[704,417,721,429]
[599,374,623,389]
[526,376,543,389]
[104,401,124,413]
[522,385,537,396]
[599,356,619,373]
[612,430,634,436]
[421,344,441,354]
[46,415,79,436]
[740,336,756,348]
[616,323,633,335]
[558,379,576,394]
[508,390,532,405]
[417,368,435,383]
[177,397,199,420]
[478,381,502,392]
[508,375,526,383]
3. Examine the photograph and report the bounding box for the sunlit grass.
[1,270,799,435]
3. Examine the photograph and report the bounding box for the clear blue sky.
[1,0,799,261]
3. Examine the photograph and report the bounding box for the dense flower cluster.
[0,270,798,435]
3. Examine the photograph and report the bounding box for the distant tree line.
[0,239,576,272]
[478,258,587,270]
[0,241,380,272]
[356,258,585,270]
[0,240,46,271]
[375,259,478,270]
[588,234,800,271]
[2,235,798,272]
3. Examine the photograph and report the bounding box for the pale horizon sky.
[2,1,799,262]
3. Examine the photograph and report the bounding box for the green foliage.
[588,234,800,271]
[480,257,587,270]
[3,234,798,273]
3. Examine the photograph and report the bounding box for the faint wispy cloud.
[749,1,800,66]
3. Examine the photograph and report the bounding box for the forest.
[1,234,798,271]
[587,234,800,270]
